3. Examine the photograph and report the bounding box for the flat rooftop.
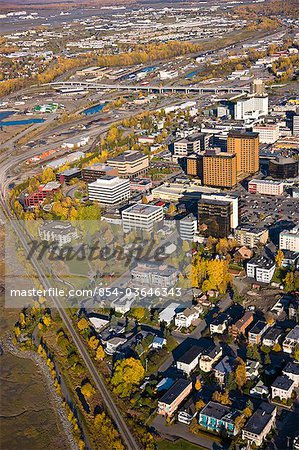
[123,203,163,216]
[108,150,147,163]
[159,379,191,405]
[88,176,128,187]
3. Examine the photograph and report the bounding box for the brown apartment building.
[186,153,203,179]
[227,131,259,178]
[203,148,237,188]
[229,311,254,339]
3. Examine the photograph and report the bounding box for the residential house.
[271,375,295,400]
[249,380,269,397]
[210,313,229,335]
[159,303,181,326]
[229,312,254,339]
[246,359,261,380]
[158,379,192,417]
[248,321,269,345]
[282,361,299,387]
[199,345,223,372]
[151,336,166,350]
[262,327,282,347]
[105,337,127,355]
[198,401,239,436]
[178,398,197,425]
[175,307,200,329]
[282,325,299,354]
[242,403,277,447]
[213,356,234,385]
[176,346,203,376]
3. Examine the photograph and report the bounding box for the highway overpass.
[48,80,251,95]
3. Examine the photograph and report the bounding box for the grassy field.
[0,352,68,450]
[157,439,206,450]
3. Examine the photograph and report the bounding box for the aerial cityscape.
[0,0,298,450]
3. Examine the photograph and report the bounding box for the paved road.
[152,415,225,450]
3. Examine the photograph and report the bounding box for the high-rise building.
[227,131,259,178]
[88,176,130,205]
[233,95,268,121]
[203,148,237,188]
[198,198,233,238]
[186,153,203,178]
[107,150,149,178]
[251,79,266,96]
[201,193,239,229]
[293,115,299,135]
[269,157,298,179]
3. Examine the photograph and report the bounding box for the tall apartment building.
[251,79,266,96]
[87,176,130,205]
[198,198,233,238]
[186,153,203,179]
[82,163,118,183]
[203,148,237,188]
[122,203,164,233]
[227,131,259,177]
[293,115,299,136]
[279,226,299,252]
[269,157,298,179]
[248,179,284,196]
[252,123,280,144]
[107,151,149,178]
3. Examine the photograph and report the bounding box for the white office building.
[234,95,268,121]
[173,134,202,161]
[279,226,299,252]
[179,214,197,241]
[122,203,164,233]
[248,179,284,196]
[252,123,280,144]
[88,176,130,205]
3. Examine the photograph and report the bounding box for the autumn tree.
[111,357,145,397]
[195,399,205,411]
[212,390,232,405]
[95,345,105,361]
[81,381,95,399]
[77,317,89,332]
[275,249,284,267]
[235,358,247,390]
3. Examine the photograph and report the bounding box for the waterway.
[0,118,45,127]
[82,102,108,116]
